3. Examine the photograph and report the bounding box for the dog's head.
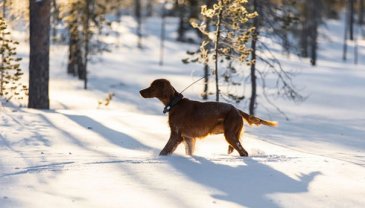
[140,79,176,100]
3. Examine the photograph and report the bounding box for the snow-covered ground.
[1,17,365,208]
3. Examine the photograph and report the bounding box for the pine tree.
[61,0,114,89]
[0,17,27,102]
[191,0,258,101]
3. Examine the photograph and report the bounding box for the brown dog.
[140,79,277,156]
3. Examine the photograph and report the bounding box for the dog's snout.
[140,88,150,98]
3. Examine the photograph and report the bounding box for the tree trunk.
[67,25,78,76]
[343,1,349,61]
[249,0,258,115]
[300,3,309,58]
[188,0,202,39]
[51,0,58,42]
[202,0,213,100]
[349,0,354,40]
[310,30,317,66]
[146,0,153,16]
[2,0,5,18]
[159,1,166,66]
[214,1,223,102]
[309,0,318,66]
[176,0,186,42]
[28,0,51,109]
[76,37,84,80]
[360,0,364,25]
[202,64,209,100]
[282,31,290,57]
[0,0,6,95]
[354,33,358,64]
[82,0,92,89]
[135,0,142,48]
[300,28,308,57]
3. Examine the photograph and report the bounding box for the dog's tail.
[239,110,278,127]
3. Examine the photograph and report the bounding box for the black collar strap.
[163,93,183,114]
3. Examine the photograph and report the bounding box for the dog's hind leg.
[227,145,234,154]
[224,110,248,157]
[225,134,248,157]
[184,137,196,156]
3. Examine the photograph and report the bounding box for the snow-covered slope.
[1,17,365,208]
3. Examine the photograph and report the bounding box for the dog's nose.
[139,89,146,97]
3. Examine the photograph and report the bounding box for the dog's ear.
[162,81,175,98]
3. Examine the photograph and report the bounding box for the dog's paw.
[227,146,234,154]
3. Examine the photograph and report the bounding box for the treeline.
[0,0,363,116]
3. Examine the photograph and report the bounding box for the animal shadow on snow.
[165,156,320,208]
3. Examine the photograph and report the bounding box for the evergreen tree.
[0,17,27,102]
[61,0,114,89]
[190,0,258,101]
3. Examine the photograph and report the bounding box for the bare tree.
[248,0,304,115]
[28,0,51,109]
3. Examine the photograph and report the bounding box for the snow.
[1,16,365,208]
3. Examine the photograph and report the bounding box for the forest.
[0,0,365,208]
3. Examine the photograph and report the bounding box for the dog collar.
[163,93,183,114]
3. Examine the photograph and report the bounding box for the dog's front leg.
[160,131,182,156]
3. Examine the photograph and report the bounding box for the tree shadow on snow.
[64,114,154,151]
[164,156,320,208]
[250,115,365,165]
